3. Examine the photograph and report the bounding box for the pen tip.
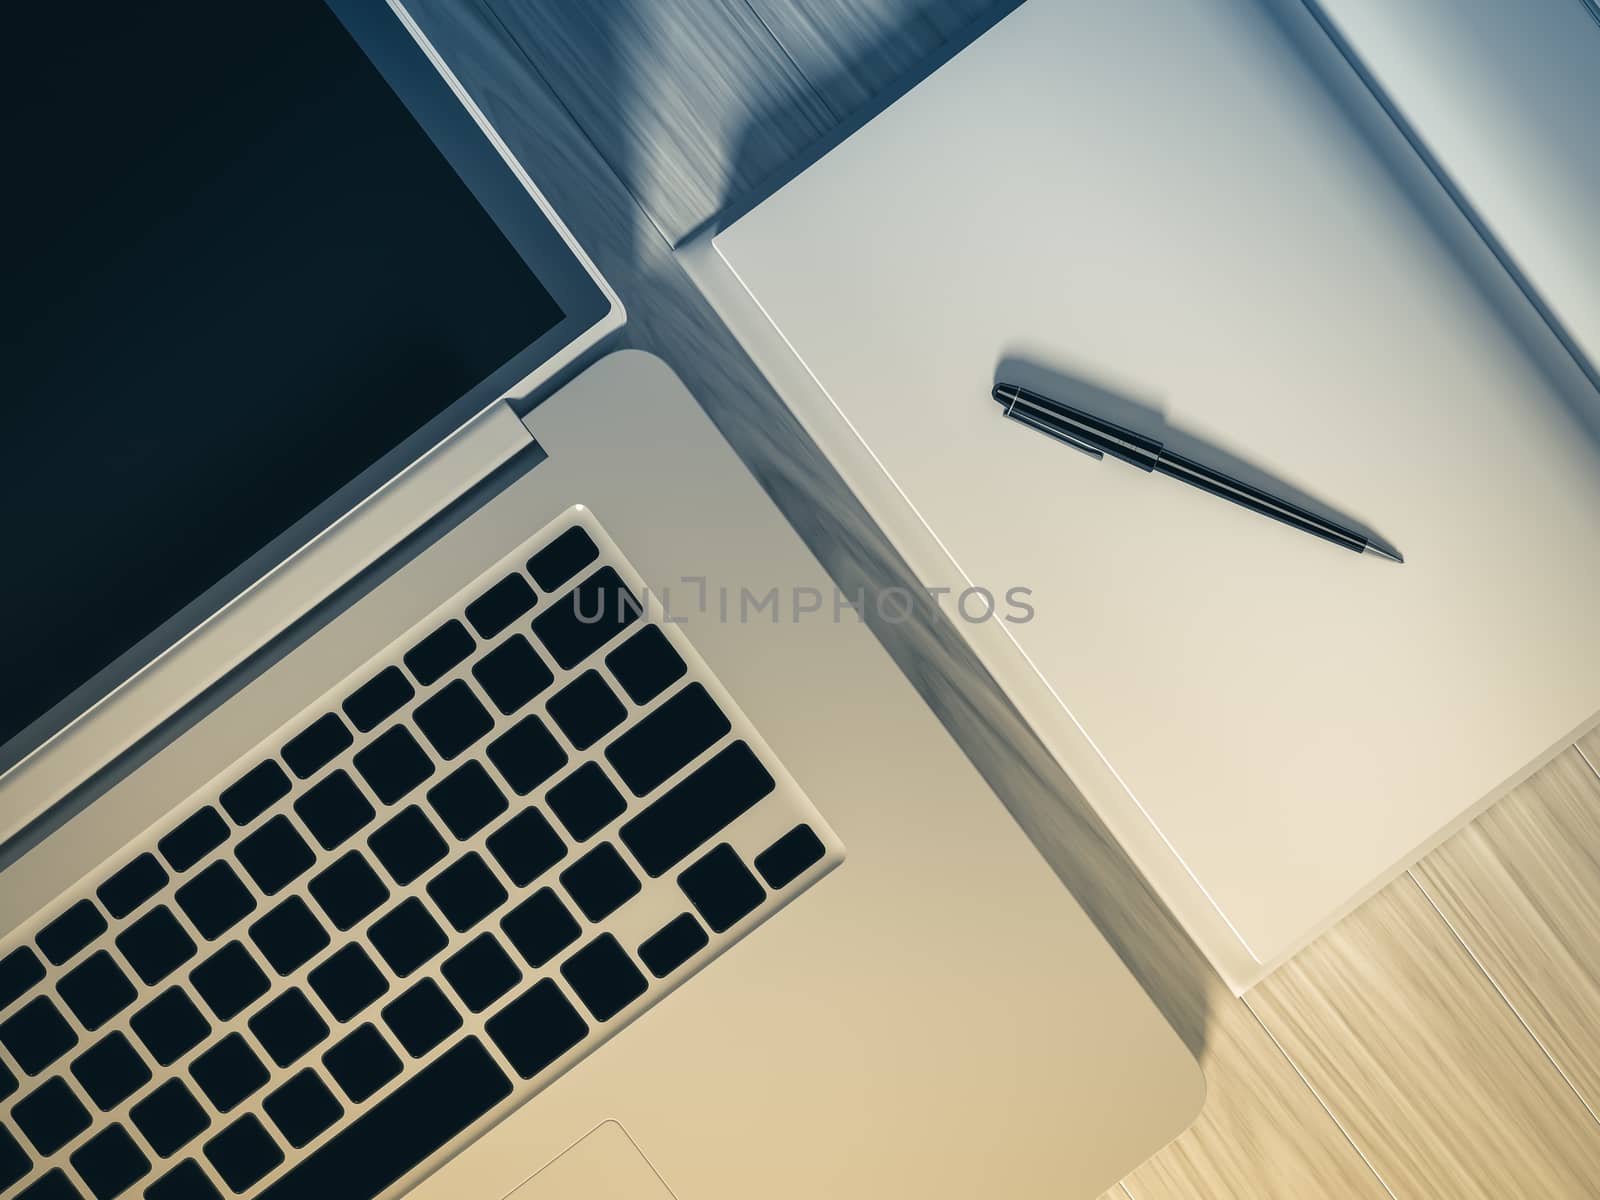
[1364,541,1404,563]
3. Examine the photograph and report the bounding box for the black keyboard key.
[248,896,329,977]
[235,815,316,896]
[0,1058,13,1103]
[175,862,257,941]
[70,1031,150,1111]
[638,914,708,979]
[414,681,493,761]
[546,763,627,843]
[367,806,447,886]
[218,761,291,826]
[264,1069,343,1149]
[605,684,729,797]
[70,1123,148,1200]
[57,950,136,1031]
[323,1023,400,1103]
[158,809,228,874]
[382,979,461,1058]
[527,526,599,592]
[130,988,209,1067]
[37,899,106,966]
[755,824,828,888]
[294,770,375,851]
[404,620,475,686]
[619,742,774,877]
[191,1034,269,1113]
[16,1167,80,1200]
[116,907,195,986]
[343,666,414,734]
[14,1076,90,1155]
[679,844,766,933]
[485,808,566,887]
[441,935,520,1014]
[427,853,508,933]
[560,934,647,1022]
[531,567,638,669]
[486,714,567,795]
[369,898,447,978]
[465,573,537,639]
[282,712,353,780]
[546,671,626,751]
[145,1159,222,1200]
[559,843,640,923]
[203,1114,282,1194]
[486,981,587,1079]
[2,995,78,1075]
[309,852,389,931]
[255,1038,510,1200]
[352,726,434,807]
[190,942,269,1021]
[0,1125,29,1194]
[309,946,388,1023]
[249,989,329,1068]
[132,1080,209,1158]
[1,945,45,1012]
[426,760,507,840]
[605,626,686,705]
[471,634,554,717]
[189,947,264,1024]
[500,889,580,969]
[97,854,168,919]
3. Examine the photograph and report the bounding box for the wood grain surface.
[742,0,1008,117]
[1249,875,1600,1198]
[1412,749,1600,1117]
[1580,725,1600,775]
[1121,996,1389,1199]
[480,0,834,243]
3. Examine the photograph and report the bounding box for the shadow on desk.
[708,0,1222,1060]
[419,0,1218,1063]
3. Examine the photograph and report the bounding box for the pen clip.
[1004,400,1104,460]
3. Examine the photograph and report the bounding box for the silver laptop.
[0,3,1202,1199]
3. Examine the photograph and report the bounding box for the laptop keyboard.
[0,510,842,1200]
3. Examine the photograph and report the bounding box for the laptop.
[0,3,1202,1199]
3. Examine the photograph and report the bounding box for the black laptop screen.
[3,2,566,751]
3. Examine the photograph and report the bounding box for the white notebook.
[705,0,1600,987]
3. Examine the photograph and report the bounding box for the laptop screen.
[3,1,567,752]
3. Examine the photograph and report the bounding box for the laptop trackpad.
[503,1122,676,1200]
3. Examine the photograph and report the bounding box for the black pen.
[992,383,1402,562]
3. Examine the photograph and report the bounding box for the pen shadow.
[996,351,1406,560]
